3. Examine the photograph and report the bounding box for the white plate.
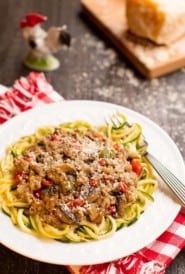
[0,100,184,265]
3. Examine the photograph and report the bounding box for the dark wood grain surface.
[0,1,184,273]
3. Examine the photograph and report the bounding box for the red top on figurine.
[20,13,47,28]
[19,12,71,71]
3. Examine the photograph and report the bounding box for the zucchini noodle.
[0,114,158,243]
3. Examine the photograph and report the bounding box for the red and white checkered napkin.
[68,212,185,274]
[0,72,185,274]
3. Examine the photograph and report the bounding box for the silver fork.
[106,113,185,207]
[146,152,185,206]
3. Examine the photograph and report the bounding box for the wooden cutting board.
[81,0,185,78]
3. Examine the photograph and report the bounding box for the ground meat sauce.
[14,127,138,228]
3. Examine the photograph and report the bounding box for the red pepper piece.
[117,182,128,192]
[68,198,84,207]
[14,172,28,184]
[34,189,42,199]
[90,178,99,187]
[50,134,58,141]
[131,159,143,176]
[98,159,106,166]
[113,143,120,151]
[41,180,51,187]
[108,205,116,214]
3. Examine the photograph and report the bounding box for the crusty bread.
[126,0,185,45]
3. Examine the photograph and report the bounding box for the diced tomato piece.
[41,180,51,187]
[98,159,106,166]
[34,189,42,199]
[50,134,58,141]
[108,205,116,214]
[117,182,128,192]
[14,172,28,184]
[113,143,120,151]
[131,159,143,176]
[68,198,84,207]
[90,178,99,187]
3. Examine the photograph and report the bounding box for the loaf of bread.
[126,0,185,45]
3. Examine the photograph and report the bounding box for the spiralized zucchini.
[0,115,158,242]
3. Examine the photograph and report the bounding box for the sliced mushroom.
[81,186,99,203]
[57,204,79,225]
[116,195,127,217]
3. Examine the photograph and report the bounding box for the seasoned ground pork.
[14,127,138,228]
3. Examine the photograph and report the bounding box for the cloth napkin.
[0,72,184,274]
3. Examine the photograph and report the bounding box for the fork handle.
[146,153,185,206]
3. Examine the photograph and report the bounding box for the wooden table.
[0,1,184,273]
